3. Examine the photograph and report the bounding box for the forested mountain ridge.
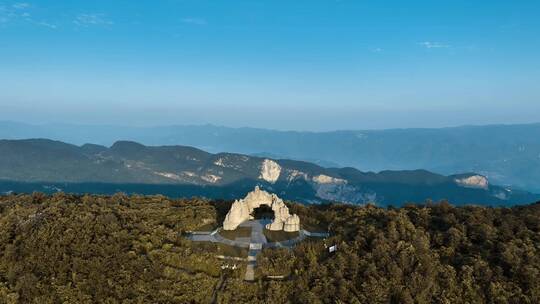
[0,139,538,206]
[1,193,539,303]
[2,121,539,192]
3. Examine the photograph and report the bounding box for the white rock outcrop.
[312,174,347,185]
[455,175,489,190]
[259,159,281,184]
[286,169,309,182]
[222,186,300,232]
[493,190,510,200]
[154,171,183,181]
[201,174,221,183]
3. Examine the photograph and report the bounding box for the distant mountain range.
[0,139,538,206]
[1,121,539,193]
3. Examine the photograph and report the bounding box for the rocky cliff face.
[259,159,281,184]
[453,174,489,190]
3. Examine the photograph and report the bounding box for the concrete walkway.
[187,220,329,281]
[242,220,268,281]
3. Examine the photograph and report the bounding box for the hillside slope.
[1,121,539,192]
[0,139,538,206]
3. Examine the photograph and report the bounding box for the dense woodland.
[1,193,539,303]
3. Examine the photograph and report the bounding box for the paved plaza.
[188,219,329,281]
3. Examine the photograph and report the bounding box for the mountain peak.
[110,141,146,151]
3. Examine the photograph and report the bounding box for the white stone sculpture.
[222,186,300,232]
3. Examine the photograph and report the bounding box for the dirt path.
[210,274,226,304]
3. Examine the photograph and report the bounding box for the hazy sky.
[1,0,539,131]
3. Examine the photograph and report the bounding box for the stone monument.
[223,186,300,232]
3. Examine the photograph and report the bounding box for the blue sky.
[1,0,539,130]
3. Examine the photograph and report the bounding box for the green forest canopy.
[0,193,539,303]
